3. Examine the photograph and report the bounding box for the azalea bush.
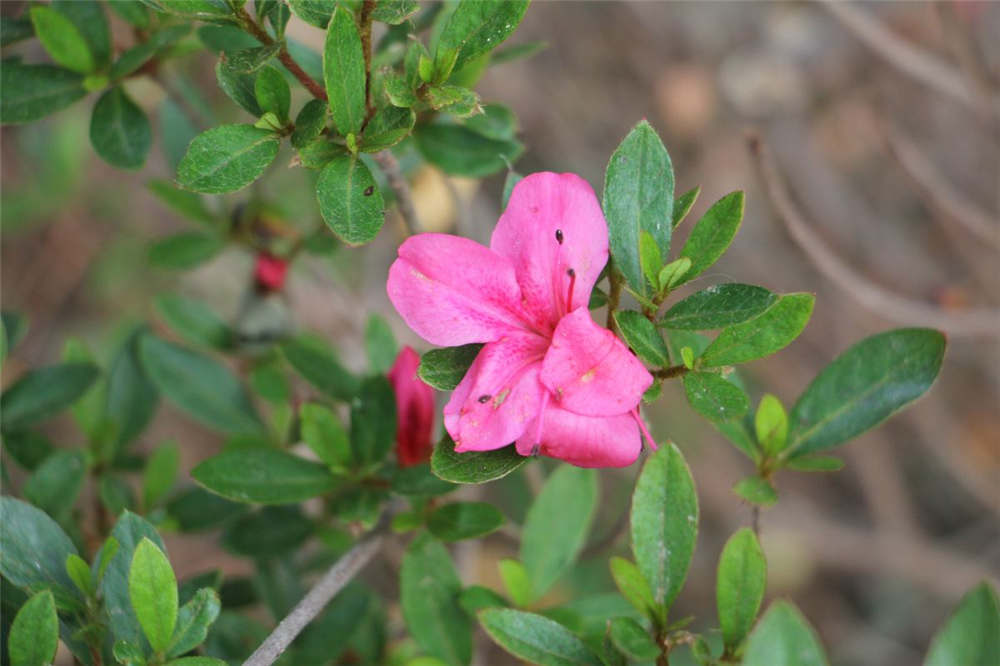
[1,2,998,666]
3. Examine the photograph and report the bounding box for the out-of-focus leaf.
[0,61,85,124]
[0,362,99,432]
[129,538,178,653]
[742,601,829,666]
[192,449,339,504]
[925,582,1000,666]
[716,528,766,650]
[479,608,602,666]
[8,590,59,666]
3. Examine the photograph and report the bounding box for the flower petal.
[444,331,548,452]
[388,346,436,466]
[540,307,653,416]
[516,406,641,468]
[387,233,529,346]
[490,172,609,331]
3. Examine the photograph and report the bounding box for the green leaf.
[254,65,290,122]
[682,371,749,423]
[521,465,597,597]
[350,376,397,467]
[109,24,191,80]
[608,616,659,661]
[221,43,281,74]
[147,180,216,227]
[426,84,480,116]
[155,294,233,349]
[372,0,419,24]
[401,533,472,666]
[191,448,339,504]
[281,333,359,401]
[215,60,262,117]
[465,103,517,140]
[419,344,482,391]
[89,86,151,169]
[300,403,352,469]
[479,608,602,666]
[0,61,86,124]
[672,186,700,228]
[459,585,508,614]
[609,556,657,620]
[431,434,526,484]
[222,505,313,558]
[24,449,86,523]
[435,0,530,73]
[732,476,777,506]
[316,154,385,246]
[716,528,766,650]
[630,443,698,615]
[415,122,523,177]
[66,554,93,596]
[0,498,78,596]
[102,512,167,652]
[364,314,398,374]
[614,311,670,367]
[925,582,1000,666]
[755,393,788,456]
[360,105,415,152]
[8,590,59,666]
[109,0,150,28]
[177,124,279,194]
[742,601,829,666]
[638,231,663,290]
[1,16,34,47]
[699,293,814,368]
[498,559,534,607]
[167,588,221,658]
[287,0,333,28]
[130,538,178,654]
[52,0,110,67]
[149,232,224,269]
[428,502,505,542]
[661,284,779,330]
[139,335,264,436]
[1,362,99,432]
[786,328,945,457]
[29,5,95,74]
[323,6,366,136]
[143,442,180,510]
[1,430,54,471]
[676,191,744,285]
[106,328,159,450]
[603,120,674,299]
[390,464,456,497]
[657,257,691,292]
[166,488,246,532]
[291,98,327,148]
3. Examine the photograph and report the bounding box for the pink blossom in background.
[388,346,436,467]
[254,253,288,291]
[386,172,656,468]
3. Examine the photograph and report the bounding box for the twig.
[237,9,328,101]
[653,364,689,380]
[243,529,385,666]
[747,133,1000,338]
[883,126,1000,250]
[358,0,377,124]
[373,150,420,236]
[606,266,623,333]
[817,0,1000,117]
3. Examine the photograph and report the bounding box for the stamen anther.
[555,229,564,244]
[477,394,491,403]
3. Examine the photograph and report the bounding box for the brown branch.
[358,0,377,124]
[653,364,689,380]
[747,133,1000,338]
[238,9,328,101]
[372,150,420,236]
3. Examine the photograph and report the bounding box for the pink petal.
[387,233,530,347]
[540,307,653,417]
[387,346,436,466]
[516,406,642,468]
[444,331,548,452]
[490,173,609,332]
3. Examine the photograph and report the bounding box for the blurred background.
[2,2,998,665]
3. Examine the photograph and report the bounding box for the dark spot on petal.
[363,185,375,196]
[477,394,491,403]
[555,229,564,244]
[566,268,576,277]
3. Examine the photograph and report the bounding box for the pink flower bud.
[387,346,436,466]
[254,253,288,291]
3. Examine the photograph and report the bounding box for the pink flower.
[387,172,655,468]
[387,346,436,466]
[254,253,288,291]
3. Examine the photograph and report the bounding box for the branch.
[242,528,384,666]
[373,150,420,236]
[747,133,1000,338]
[238,9,328,101]
[817,0,1000,117]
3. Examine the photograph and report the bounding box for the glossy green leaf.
[479,608,602,666]
[291,98,327,148]
[415,122,523,177]
[300,403,351,469]
[676,191,744,285]
[168,588,221,658]
[360,105,415,152]
[254,65,290,121]
[143,442,180,510]
[521,465,597,596]
[287,0,332,28]
[699,293,814,368]
[672,186,700,228]
[323,6,366,136]
[215,60,262,117]
[732,476,777,506]
[925,582,1000,666]
[106,328,159,450]
[102,512,167,652]
[317,154,385,246]
[66,554,93,596]
[0,498,78,595]
[614,311,670,367]
[8,590,59,666]
[608,616,659,661]
[639,231,663,290]
[192,449,338,504]
[609,556,657,620]
[30,5,95,73]
[428,502,505,542]
[401,533,472,665]
[630,443,698,615]
[0,61,86,124]
[178,124,279,194]
[717,528,766,650]
[603,120,674,299]
[139,335,264,436]
[1,362,99,432]
[221,43,280,74]
[282,333,359,401]
[419,344,482,391]
[24,449,86,523]
[435,0,530,73]
[89,86,151,169]
[130,538,178,653]
[147,180,216,227]
[431,434,526,484]
[661,284,778,330]
[155,294,233,350]
[755,393,788,456]
[786,328,945,456]
[743,601,829,666]
[682,371,749,423]
[149,232,224,269]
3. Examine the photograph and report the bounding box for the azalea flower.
[254,253,288,291]
[387,346,436,466]
[387,172,655,467]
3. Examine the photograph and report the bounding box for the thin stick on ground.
[242,530,384,666]
[373,150,421,236]
[747,133,1000,339]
